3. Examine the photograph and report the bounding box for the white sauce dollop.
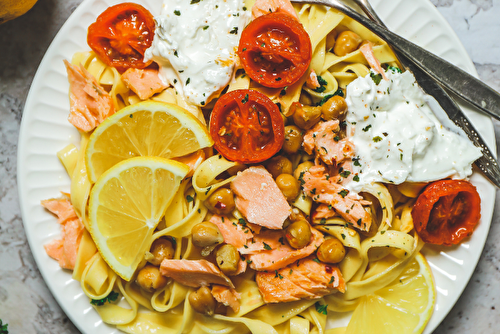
[345,70,482,192]
[144,0,250,106]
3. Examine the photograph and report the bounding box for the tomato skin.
[411,180,481,246]
[87,3,155,72]
[209,89,284,164]
[238,12,312,88]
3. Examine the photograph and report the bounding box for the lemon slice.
[86,101,213,183]
[88,156,189,281]
[345,252,436,334]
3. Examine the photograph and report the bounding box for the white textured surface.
[1,0,500,333]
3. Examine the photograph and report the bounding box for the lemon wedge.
[88,156,189,281]
[344,252,436,334]
[86,101,213,183]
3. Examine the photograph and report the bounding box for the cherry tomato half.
[238,12,312,88]
[87,3,155,72]
[209,89,285,164]
[411,180,481,246]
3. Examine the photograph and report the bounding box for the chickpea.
[283,125,303,155]
[285,220,312,249]
[188,286,216,316]
[136,265,168,292]
[148,238,174,266]
[290,102,322,130]
[216,244,240,275]
[326,30,338,51]
[321,95,348,121]
[276,174,300,201]
[266,156,293,179]
[205,188,235,215]
[293,161,314,181]
[317,238,346,264]
[192,221,224,248]
[333,31,362,57]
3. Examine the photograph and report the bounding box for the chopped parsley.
[174,10,181,16]
[186,195,194,202]
[387,65,402,73]
[373,136,383,142]
[353,174,360,182]
[203,25,209,30]
[362,124,372,132]
[280,86,288,96]
[263,242,272,250]
[241,93,249,104]
[340,170,351,178]
[91,291,119,306]
[229,27,238,34]
[370,72,383,85]
[313,75,328,93]
[190,0,201,3]
[313,258,321,263]
[353,157,362,167]
[338,189,349,198]
[315,302,328,315]
[316,89,344,106]
[0,320,8,334]
[186,78,191,85]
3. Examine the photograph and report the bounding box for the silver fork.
[289,0,500,187]
[290,0,500,122]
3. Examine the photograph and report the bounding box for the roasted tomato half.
[411,179,481,246]
[87,3,155,72]
[209,89,285,164]
[238,12,312,88]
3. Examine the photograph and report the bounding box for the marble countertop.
[1,0,499,333]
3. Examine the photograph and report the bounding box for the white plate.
[17,0,496,333]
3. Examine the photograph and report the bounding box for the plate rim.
[17,0,496,333]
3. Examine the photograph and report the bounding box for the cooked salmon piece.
[64,60,114,132]
[303,165,372,231]
[173,150,205,177]
[211,285,241,312]
[252,0,299,20]
[121,68,168,100]
[312,204,338,221]
[306,70,321,90]
[360,43,388,81]
[231,166,291,230]
[256,256,345,303]
[245,228,324,271]
[160,259,235,288]
[303,120,355,165]
[42,197,84,270]
[210,214,253,249]
[234,258,248,276]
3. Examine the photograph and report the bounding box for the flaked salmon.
[42,197,84,270]
[256,256,345,303]
[64,60,114,132]
[231,166,291,230]
[210,214,253,249]
[244,228,324,271]
[303,120,355,165]
[211,285,241,312]
[306,70,321,90]
[121,68,168,100]
[173,150,206,177]
[359,43,388,81]
[312,204,338,221]
[303,165,372,231]
[252,0,299,20]
[160,259,234,288]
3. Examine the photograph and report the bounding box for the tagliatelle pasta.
[44,2,445,333]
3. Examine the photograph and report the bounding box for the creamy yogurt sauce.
[345,69,481,192]
[144,0,250,106]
